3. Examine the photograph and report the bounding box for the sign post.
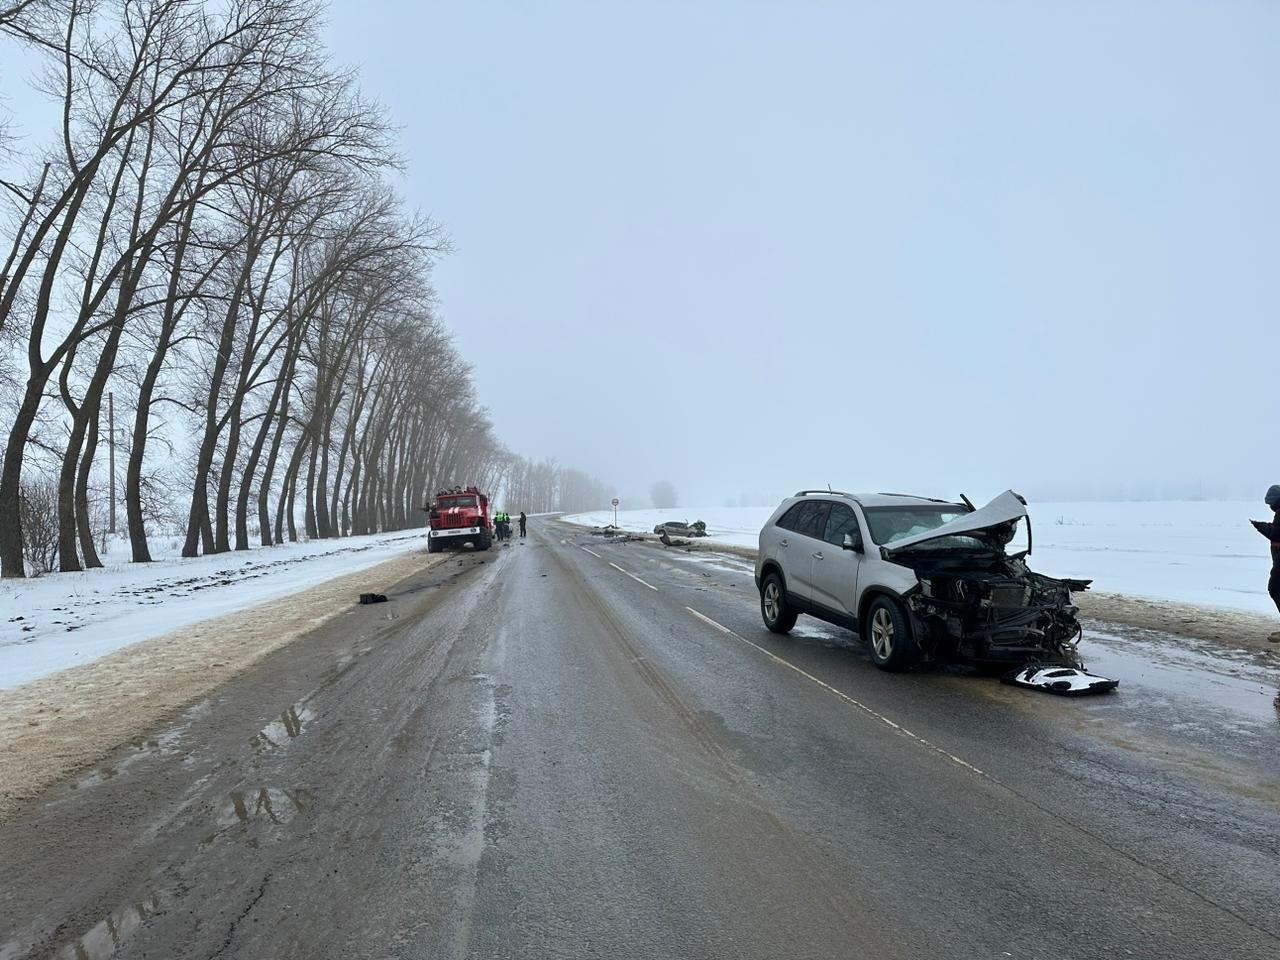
[611,497,620,528]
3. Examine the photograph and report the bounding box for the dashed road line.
[580,546,602,558]
[684,606,986,778]
[609,562,658,591]
[684,603,1276,938]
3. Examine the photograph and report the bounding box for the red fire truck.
[426,486,494,553]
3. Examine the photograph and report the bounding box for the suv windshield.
[862,505,969,545]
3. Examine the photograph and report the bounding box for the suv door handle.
[812,551,824,560]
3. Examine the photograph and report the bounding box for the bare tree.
[0,0,607,577]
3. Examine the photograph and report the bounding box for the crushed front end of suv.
[755,490,1092,672]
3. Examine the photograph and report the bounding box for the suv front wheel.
[760,572,797,634]
[864,596,921,671]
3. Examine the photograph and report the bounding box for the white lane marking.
[684,607,987,778]
[609,562,658,591]
[580,546,602,558]
[679,615,1274,935]
[686,607,734,634]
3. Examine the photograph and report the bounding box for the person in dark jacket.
[1249,485,1280,631]
[518,511,527,538]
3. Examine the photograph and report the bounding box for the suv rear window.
[776,504,805,531]
[778,500,831,539]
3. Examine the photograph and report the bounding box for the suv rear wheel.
[865,596,920,671]
[760,572,797,634]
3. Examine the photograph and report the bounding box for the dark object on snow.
[1249,489,1280,615]
[590,524,644,542]
[652,520,708,538]
[1002,664,1118,696]
[359,593,388,605]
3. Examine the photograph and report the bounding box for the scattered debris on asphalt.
[587,525,646,543]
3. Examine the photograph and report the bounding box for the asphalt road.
[2,522,1278,959]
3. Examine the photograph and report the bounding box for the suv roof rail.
[875,492,955,504]
[793,489,857,499]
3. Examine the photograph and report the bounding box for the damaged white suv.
[754,490,1091,671]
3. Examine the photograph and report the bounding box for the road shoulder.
[0,548,445,820]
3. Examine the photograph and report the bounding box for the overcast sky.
[309,3,1271,504]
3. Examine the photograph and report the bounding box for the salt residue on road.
[563,500,1280,615]
[0,529,427,689]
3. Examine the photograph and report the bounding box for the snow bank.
[562,501,1280,615]
[0,530,427,689]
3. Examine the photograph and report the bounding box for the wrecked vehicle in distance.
[755,490,1092,672]
[652,520,708,538]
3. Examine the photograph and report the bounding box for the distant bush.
[19,478,60,575]
[651,480,678,509]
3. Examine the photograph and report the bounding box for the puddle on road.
[217,786,315,829]
[252,704,315,749]
[0,893,163,960]
[61,702,210,796]
[791,622,841,642]
[676,553,756,577]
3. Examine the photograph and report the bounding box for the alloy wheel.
[763,581,781,623]
[871,607,895,660]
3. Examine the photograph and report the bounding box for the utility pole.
[108,391,116,535]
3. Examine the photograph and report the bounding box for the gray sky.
[196,3,1280,504]
[321,0,1276,507]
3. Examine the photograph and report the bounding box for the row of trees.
[0,0,606,576]
[497,458,615,516]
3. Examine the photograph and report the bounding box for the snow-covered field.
[563,500,1280,615]
[0,530,426,689]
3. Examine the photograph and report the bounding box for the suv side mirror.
[843,532,863,553]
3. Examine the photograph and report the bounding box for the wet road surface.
[1,523,1278,959]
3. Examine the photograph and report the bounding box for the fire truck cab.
[426,486,494,552]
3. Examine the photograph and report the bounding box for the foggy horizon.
[317,1,1276,509]
[3,1,1275,510]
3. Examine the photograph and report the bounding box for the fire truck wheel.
[477,531,492,551]
[427,537,440,553]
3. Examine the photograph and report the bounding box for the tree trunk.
[304,430,319,539]
[0,375,51,576]
[278,432,308,544]
[182,250,254,557]
[75,410,103,568]
[214,406,243,553]
[258,394,292,546]
[237,383,286,550]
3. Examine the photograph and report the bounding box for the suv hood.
[883,490,1029,553]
